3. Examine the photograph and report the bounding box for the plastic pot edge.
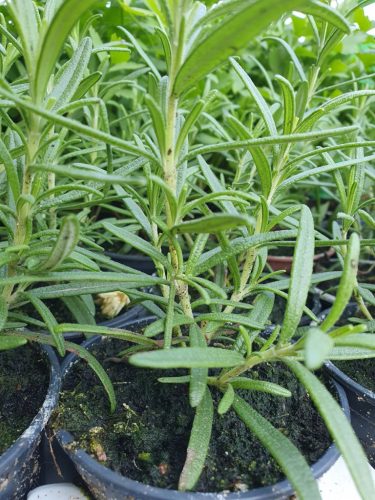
[0,344,61,498]
[57,324,349,500]
[325,360,375,405]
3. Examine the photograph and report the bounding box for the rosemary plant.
[110,2,374,496]
[0,0,162,380]
[1,0,374,498]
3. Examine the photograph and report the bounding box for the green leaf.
[285,360,375,500]
[185,234,209,276]
[0,22,22,53]
[280,153,375,188]
[117,26,160,79]
[178,388,213,491]
[158,376,191,384]
[130,347,245,369]
[295,80,309,120]
[31,163,129,185]
[0,336,27,351]
[218,384,235,415]
[7,0,39,75]
[280,206,314,343]
[72,71,102,101]
[0,271,164,287]
[275,75,296,135]
[230,58,277,137]
[226,117,272,198]
[320,233,360,332]
[234,293,274,355]
[175,99,205,158]
[117,190,152,239]
[0,138,20,201]
[334,334,375,350]
[62,297,95,326]
[173,214,250,234]
[23,293,65,356]
[196,313,262,330]
[56,323,155,346]
[49,37,92,110]
[326,346,375,360]
[329,324,366,339]
[174,0,342,96]
[34,0,99,100]
[188,125,358,160]
[358,209,375,229]
[65,341,116,413]
[30,282,156,299]
[297,90,375,133]
[38,215,80,271]
[189,323,208,408]
[149,174,178,221]
[145,95,165,156]
[299,1,350,34]
[233,395,320,500]
[231,378,291,397]
[198,155,241,215]
[358,286,375,307]
[304,328,334,370]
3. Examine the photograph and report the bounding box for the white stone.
[27,483,89,500]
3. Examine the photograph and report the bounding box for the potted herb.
[23,1,372,498]
[0,1,162,496]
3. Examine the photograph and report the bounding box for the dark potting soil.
[55,339,333,493]
[0,343,49,453]
[335,359,375,393]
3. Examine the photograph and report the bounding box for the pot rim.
[325,360,375,403]
[0,343,61,470]
[318,304,375,404]
[57,318,349,499]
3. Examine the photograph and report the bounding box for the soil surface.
[55,338,333,493]
[335,359,375,392]
[0,343,49,453]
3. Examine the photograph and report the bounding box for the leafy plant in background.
[1,0,375,498]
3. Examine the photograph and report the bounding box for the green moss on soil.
[54,338,333,493]
[0,343,49,453]
[335,359,375,392]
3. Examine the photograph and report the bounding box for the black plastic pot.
[0,345,60,500]
[325,361,375,466]
[318,303,375,464]
[55,319,350,500]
